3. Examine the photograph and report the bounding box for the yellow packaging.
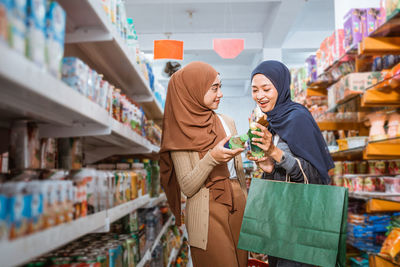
[130,171,138,200]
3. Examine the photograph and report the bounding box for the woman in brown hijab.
[160,61,248,267]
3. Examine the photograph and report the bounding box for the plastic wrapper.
[46,1,66,77]
[380,227,400,263]
[26,0,46,67]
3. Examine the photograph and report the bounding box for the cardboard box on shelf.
[344,8,366,51]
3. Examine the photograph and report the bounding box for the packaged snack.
[334,161,343,176]
[224,134,249,150]
[8,0,26,54]
[1,182,30,239]
[356,161,368,174]
[45,1,66,78]
[86,169,98,214]
[383,177,400,193]
[40,138,56,169]
[99,79,109,109]
[24,181,44,233]
[0,0,9,43]
[69,169,89,218]
[41,180,56,228]
[334,29,345,60]
[369,160,387,175]
[388,160,400,175]
[363,177,376,192]
[332,176,343,187]
[343,161,356,174]
[0,193,8,241]
[388,113,400,138]
[367,113,387,141]
[350,176,363,192]
[57,138,83,170]
[9,121,40,171]
[62,57,89,95]
[112,88,122,121]
[344,8,366,51]
[26,0,47,67]
[374,177,386,192]
[380,227,400,263]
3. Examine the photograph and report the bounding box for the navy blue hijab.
[251,60,334,184]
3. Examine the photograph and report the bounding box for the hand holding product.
[210,135,244,163]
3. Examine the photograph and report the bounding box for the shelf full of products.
[290,2,400,265]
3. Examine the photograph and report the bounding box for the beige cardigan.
[171,114,247,250]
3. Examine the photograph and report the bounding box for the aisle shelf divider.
[0,193,169,267]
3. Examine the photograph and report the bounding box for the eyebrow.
[252,84,271,88]
[211,82,221,87]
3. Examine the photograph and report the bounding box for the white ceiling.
[126,0,335,96]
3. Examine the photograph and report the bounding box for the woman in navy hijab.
[248,60,334,266]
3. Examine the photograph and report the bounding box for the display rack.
[0,193,168,267]
[55,0,163,121]
[317,121,363,131]
[0,43,160,164]
[137,215,175,267]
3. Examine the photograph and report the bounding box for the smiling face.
[203,74,223,110]
[251,74,278,113]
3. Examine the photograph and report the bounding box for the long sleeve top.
[262,136,326,185]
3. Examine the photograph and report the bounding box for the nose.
[217,88,223,98]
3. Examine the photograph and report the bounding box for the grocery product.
[388,160,400,175]
[344,8,366,51]
[39,138,56,169]
[367,113,387,141]
[388,113,400,138]
[57,138,83,170]
[45,1,65,78]
[248,122,265,158]
[61,57,89,95]
[26,0,46,67]
[9,121,40,171]
[368,160,387,175]
[224,134,249,150]
[8,0,26,55]
[383,177,400,193]
[24,181,44,233]
[381,227,400,264]
[1,182,31,239]
[0,0,9,43]
[343,161,356,174]
[0,193,7,242]
[366,8,383,35]
[385,0,400,19]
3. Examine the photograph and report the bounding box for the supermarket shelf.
[370,10,400,38]
[144,193,167,209]
[317,121,362,131]
[56,0,163,119]
[84,119,160,163]
[358,37,400,56]
[141,99,164,122]
[330,146,364,161]
[306,87,327,97]
[0,211,107,267]
[361,86,400,107]
[108,195,151,223]
[0,44,111,129]
[364,137,400,160]
[137,215,175,267]
[0,194,167,266]
[307,80,335,90]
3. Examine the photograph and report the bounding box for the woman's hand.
[247,152,274,173]
[210,135,244,163]
[251,123,283,162]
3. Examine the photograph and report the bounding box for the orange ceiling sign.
[153,40,184,60]
[213,38,244,59]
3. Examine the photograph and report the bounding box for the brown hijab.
[160,61,232,225]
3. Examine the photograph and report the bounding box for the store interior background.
[126,0,380,134]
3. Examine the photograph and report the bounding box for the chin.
[259,105,271,113]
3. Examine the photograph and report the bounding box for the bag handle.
[285,157,309,184]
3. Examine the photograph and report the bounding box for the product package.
[344,8,366,51]
[46,1,66,78]
[8,0,26,54]
[366,8,382,36]
[57,138,83,170]
[9,121,40,171]
[385,0,400,19]
[333,29,345,61]
[0,0,10,43]
[305,55,317,84]
[62,57,89,95]
[26,0,46,67]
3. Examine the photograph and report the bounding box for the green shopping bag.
[238,178,348,267]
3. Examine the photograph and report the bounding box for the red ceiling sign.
[213,38,244,59]
[154,40,184,60]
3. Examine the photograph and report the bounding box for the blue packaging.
[6,193,30,239]
[26,0,46,67]
[46,1,65,77]
[61,57,89,96]
[8,0,27,54]
[0,194,7,241]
